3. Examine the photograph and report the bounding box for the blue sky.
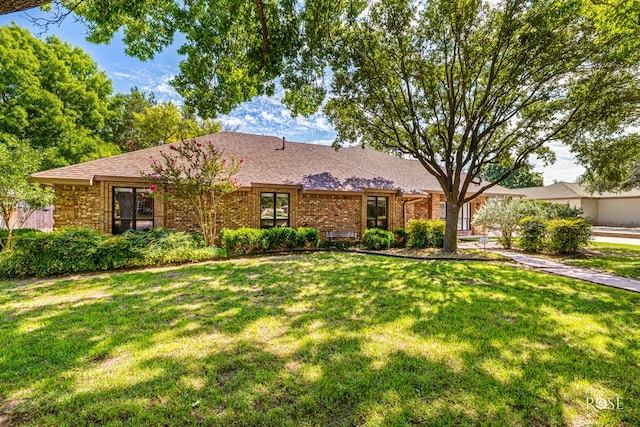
[0,8,582,184]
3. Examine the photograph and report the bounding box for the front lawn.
[1,253,638,426]
[563,242,640,279]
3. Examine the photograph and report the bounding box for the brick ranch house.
[30,132,516,239]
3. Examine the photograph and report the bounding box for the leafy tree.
[324,0,639,251]
[103,87,156,151]
[145,139,241,246]
[131,101,220,150]
[0,24,119,169]
[481,163,543,189]
[0,138,54,251]
[47,0,640,251]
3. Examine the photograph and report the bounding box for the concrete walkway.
[493,251,640,294]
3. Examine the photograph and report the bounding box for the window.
[367,196,388,229]
[112,187,154,234]
[260,192,290,228]
[439,201,471,231]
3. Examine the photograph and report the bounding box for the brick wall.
[53,184,102,230]
[52,181,491,239]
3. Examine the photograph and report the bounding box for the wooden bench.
[326,231,360,244]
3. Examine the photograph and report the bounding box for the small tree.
[0,139,54,251]
[471,198,545,249]
[145,139,241,246]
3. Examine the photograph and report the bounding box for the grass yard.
[1,253,639,426]
[563,242,640,279]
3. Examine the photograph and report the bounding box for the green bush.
[296,227,320,248]
[544,202,583,219]
[363,228,394,250]
[407,219,445,248]
[261,227,299,251]
[0,228,222,278]
[546,218,591,254]
[220,227,321,254]
[517,217,547,253]
[392,228,408,248]
[219,228,264,256]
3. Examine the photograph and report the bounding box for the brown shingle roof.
[519,182,640,199]
[0,0,49,15]
[31,132,515,195]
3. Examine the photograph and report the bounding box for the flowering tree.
[145,139,241,246]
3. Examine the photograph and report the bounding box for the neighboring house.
[519,182,640,227]
[30,132,515,238]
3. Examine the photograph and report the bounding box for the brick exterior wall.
[52,184,103,230]
[51,181,490,239]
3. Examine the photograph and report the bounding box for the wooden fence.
[0,205,53,232]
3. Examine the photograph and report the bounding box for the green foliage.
[261,227,299,251]
[392,228,408,248]
[220,227,321,255]
[295,227,321,248]
[546,218,592,255]
[219,228,264,256]
[517,217,547,253]
[0,24,119,169]
[472,198,546,249]
[543,202,583,220]
[363,228,394,250]
[0,139,54,250]
[407,220,445,249]
[146,139,241,246]
[0,228,221,278]
[481,163,544,189]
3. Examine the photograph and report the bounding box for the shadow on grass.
[0,253,639,425]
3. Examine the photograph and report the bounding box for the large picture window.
[439,201,471,231]
[367,196,388,229]
[260,192,290,228]
[112,187,154,234]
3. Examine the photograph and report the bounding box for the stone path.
[493,251,640,294]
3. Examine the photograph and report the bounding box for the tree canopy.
[0,24,120,169]
[481,163,543,189]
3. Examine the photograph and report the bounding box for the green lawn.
[564,242,640,279]
[1,253,638,426]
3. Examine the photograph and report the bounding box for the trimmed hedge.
[219,227,320,256]
[0,228,223,278]
[363,228,394,250]
[546,218,591,254]
[407,219,445,248]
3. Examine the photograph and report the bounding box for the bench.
[326,231,360,244]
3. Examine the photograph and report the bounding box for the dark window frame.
[260,192,290,228]
[112,187,154,234]
[367,196,388,230]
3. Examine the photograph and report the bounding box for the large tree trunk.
[442,201,461,253]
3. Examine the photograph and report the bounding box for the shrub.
[546,218,591,254]
[220,227,321,254]
[0,227,223,278]
[544,202,583,219]
[407,219,445,248]
[363,228,394,250]
[296,227,320,248]
[261,227,299,251]
[392,228,408,248]
[517,217,547,253]
[471,198,546,249]
[219,228,264,256]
